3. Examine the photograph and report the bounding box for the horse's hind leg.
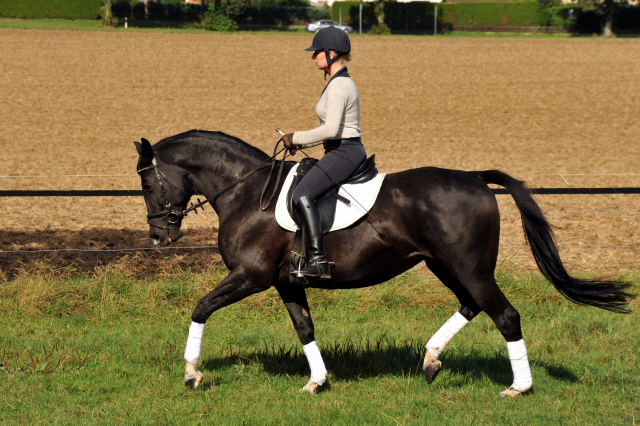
[471,282,532,397]
[424,258,532,397]
[422,259,482,384]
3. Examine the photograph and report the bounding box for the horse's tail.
[477,169,634,313]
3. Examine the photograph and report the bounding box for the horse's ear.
[135,138,154,159]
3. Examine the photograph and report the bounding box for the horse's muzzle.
[149,226,184,246]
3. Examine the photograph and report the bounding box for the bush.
[368,22,391,34]
[204,13,239,31]
[0,0,103,20]
[203,3,238,31]
[538,5,572,29]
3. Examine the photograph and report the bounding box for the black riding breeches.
[292,139,367,205]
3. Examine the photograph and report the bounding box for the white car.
[305,20,354,34]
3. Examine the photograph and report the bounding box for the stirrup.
[293,260,331,281]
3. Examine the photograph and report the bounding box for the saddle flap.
[276,164,386,234]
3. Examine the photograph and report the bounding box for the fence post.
[339,9,342,25]
[359,3,362,34]
[434,4,438,36]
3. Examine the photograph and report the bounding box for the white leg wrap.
[506,339,533,392]
[184,322,205,365]
[303,341,327,386]
[426,311,470,358]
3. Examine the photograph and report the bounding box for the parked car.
[305,20,354,34]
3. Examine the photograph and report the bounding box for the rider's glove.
[282,133,299,155]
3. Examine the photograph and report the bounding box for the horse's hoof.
[184,370,203,390]
[423,353,442,384]
[299,380,322,394]
[500,386,525,398]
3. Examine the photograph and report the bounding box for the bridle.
[137,157,193,231]
[137,142,289,232]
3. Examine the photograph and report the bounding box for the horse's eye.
[143,183,153,193]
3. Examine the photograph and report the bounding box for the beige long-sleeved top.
[292,71,362,147]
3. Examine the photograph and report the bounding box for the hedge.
[1,0,637,34]
[331,1,376,28]
[439,2,542,27]
[330,1,640,34]
[0,0,103,20]
[114,2,329,25]
[234,5,330,25]
[385,2,437,31]
[333,1,545,31]
[613,5,640,32]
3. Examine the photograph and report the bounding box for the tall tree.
[578,0,628,37]
[373,0,387,24]
[103,0,114,26]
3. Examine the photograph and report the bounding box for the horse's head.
[134,138,193,246]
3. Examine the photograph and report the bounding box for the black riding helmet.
[305,26,351,79]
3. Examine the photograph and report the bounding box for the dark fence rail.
[0,190,143,197]
[2,188,640,197]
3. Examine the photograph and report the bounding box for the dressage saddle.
[285,155,378,234]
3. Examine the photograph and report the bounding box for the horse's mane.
[154,129,269,160]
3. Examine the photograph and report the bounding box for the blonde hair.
[330,50,352,66]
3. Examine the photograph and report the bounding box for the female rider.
[282,26,367,282]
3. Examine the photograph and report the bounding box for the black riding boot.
[292,195,331,281]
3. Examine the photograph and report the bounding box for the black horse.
[135,130,632,397]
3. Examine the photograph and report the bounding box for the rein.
[137,142,289,230]
[259,139,289,211]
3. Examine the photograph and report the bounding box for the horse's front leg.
[274,283,327,394]
[184,267,272,390]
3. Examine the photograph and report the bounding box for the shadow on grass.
[200,340,579,388]
[535,361,579,383]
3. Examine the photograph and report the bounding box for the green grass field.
[1,262,638,425]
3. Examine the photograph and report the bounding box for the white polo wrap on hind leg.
[506,339,532,392]
[303,341,327,386]
[184,322,205,365]
[426,311,470,358]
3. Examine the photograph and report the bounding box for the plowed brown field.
[1,29,639,275]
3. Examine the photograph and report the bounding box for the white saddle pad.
[275,163,386,233]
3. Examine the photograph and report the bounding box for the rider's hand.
[282,133,298,155]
